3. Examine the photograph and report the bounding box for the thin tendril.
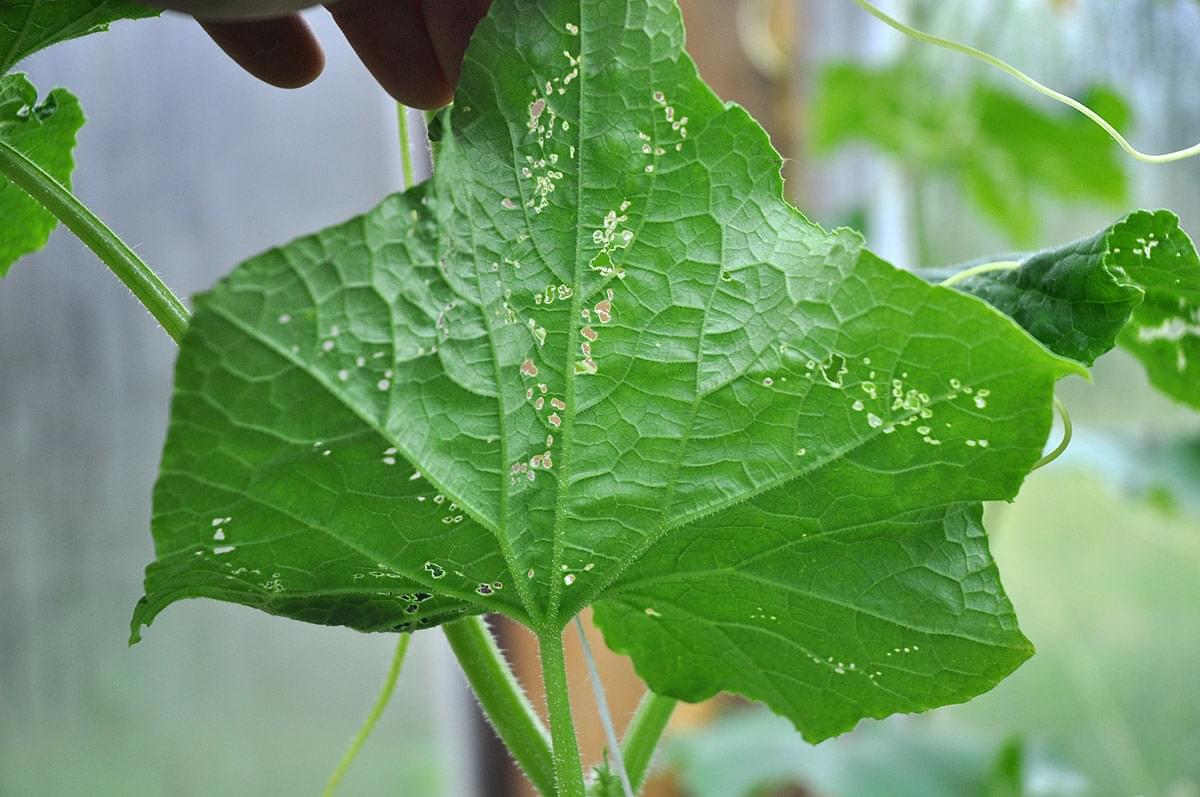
[573,616,635,797]
[939,260,1021,288]
[1034,395,1073,471]
[850,0,1200,165]
[323,633,412,796]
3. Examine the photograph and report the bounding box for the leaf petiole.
[540,629,587,797]
[0,140,190,342]
[618,691,677,794]
[397,104,417,189]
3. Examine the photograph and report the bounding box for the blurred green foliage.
[668,709,1085,797]
[811,61,1131,244]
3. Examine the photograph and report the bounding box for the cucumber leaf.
[135,0,1085,740]
[0,73,83,276]
[931,211,1200,408]
[0,0,157,74]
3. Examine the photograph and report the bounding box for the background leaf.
[0,73,83,276]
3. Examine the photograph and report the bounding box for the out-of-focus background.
[1,1,1198,795]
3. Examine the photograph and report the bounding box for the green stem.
[540,629,586,797]
[323,633,412,795]
[0,140,190,342]
[444,617,556,796]
[620,692,676,793]
[397,105,417,189]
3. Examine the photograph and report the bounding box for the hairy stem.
[0,140,190,342]
[573,617,633,797]
[540,629,586,797]
[323,633,412,795]
[620,692,676,793]
[443,617,556,796]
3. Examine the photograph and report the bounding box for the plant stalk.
[540,629,587,797]
[397,104,417,189]
[0,140,190,342]
[620,691,677,793]
[443,617,556,796]
[323,633,412,795]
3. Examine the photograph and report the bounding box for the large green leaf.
[0,0,157,74]
[812,61,1129,244]
[135,0,1084,739]
[0,73,83,275]
[932,211,1200,408]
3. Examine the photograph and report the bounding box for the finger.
[326,0,451,109]
[199,15,325,89]
[146,1,317,20]
[421,0,492,89]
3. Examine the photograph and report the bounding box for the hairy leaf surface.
[0,0,156,74]
[0,73,83,275]
[136,0,1083,738]
[934,211,1200,408]
[813,61,1129,244]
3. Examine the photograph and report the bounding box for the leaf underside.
[934,210,1200,409]
[136,0,1088,741]
[0,0,157,75]
[0,73,84,276]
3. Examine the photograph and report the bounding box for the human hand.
[144,0,492,108]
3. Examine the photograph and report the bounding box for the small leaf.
[138,0,1082,740]
[0,0,157,74]
[0,73,84,276]
[934,211,1200,408]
